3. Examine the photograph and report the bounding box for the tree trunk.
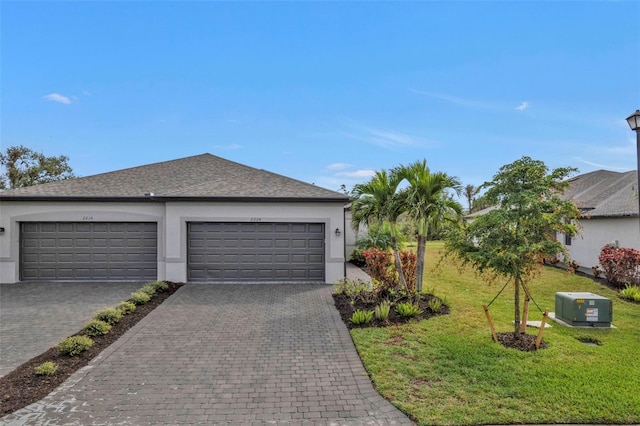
[513,275,521,338]
[390,225,408,292]
[415,235,426,294]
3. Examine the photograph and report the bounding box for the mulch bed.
[0,282,183,417]
[333,292,450,329]
[496,332,547,351]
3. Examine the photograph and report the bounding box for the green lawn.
[350,241,640,425]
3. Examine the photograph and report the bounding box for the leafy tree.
[351,170,409,291]
[470,192,492,213]
[0,145,75,189]
[397,160,463,293]
[445,156,581,337]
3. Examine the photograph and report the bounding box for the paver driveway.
[0,282,143,377]
[2,284,412,425]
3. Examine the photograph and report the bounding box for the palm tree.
[397,160,463,293]
[351,170,409,291]
[464,184,479,213]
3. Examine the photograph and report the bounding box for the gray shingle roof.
[562,169,638,218]
[0,153,349,202]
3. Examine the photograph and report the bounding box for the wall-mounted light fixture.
[0,227,4,234]
[335,228,341,236]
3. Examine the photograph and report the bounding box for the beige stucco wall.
[563,216,640,269]
[0,200,346,284]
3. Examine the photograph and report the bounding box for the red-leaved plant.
[598,244,640,288]
[363,248,417,293]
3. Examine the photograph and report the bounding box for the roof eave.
[0,195,350,203]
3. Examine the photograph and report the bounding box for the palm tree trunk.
[390,230,408,292]
[392,240,408,291]
[415,235,426,294]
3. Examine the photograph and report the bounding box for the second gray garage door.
[187,222,325,282]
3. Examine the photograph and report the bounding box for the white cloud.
[213,144,241,150]
[336,169,376,178]
[345,122,433,150]
[515,101,529,111]
[575,157,631,172]
[326,163,353,171]
[83,91,91,96]
[412,89,499,111]
[43,93,71,104]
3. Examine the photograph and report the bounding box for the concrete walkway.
[2,284,411,425]
[345,262,373,286]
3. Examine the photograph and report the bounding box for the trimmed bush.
[82,319,112,336]
[57,335,94,356]
[150,280,169,292]
[599,245,640,287]
[93,307,123,325]
[139,284,157,297]
[130,291,151,305]
[34,361,58,376]
[117,300,136,314]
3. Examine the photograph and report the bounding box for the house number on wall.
[249,217,262,222]
[82,216,94,221]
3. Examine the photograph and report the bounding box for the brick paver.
[0,282,144,377]
[1,284,412,425]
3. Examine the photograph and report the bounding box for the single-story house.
[559,169,640,269]
[0,154,350,284]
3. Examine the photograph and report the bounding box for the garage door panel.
[290,254,307,263]
[308,239,323,249]
[42,223,59,232]
[187,222,324,282]
[20,222,157,281]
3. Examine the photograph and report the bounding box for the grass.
[350,241,640,425]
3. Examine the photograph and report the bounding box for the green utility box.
[555,292,612,327]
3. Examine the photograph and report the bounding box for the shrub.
[34,361,58,376]
[620,284,640,302]
[82,319,112,336]
[356,223,397,251]
[349,249,366,266]
[350,309,374,325]
[400,250,417,293]
[130,291,151,305]
[363,248,396,287]
[428,297,443,312]
[150,280,169,292]
[117,300,136,314]
[374,300,391,321]
[599,245,640,287]
[139,284,157,297]
[57,335,94,356]
[395,302,424,318]
[334,278,373,303]
[93,307,123,325]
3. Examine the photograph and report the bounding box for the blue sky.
[2,1,639,195]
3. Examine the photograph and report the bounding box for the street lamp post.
[626,109,640,222]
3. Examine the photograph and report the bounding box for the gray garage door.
[187,222,325,282]
[20,222,157,281]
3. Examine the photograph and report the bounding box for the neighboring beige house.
[559,170,640,270]
[0,154,349,284]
